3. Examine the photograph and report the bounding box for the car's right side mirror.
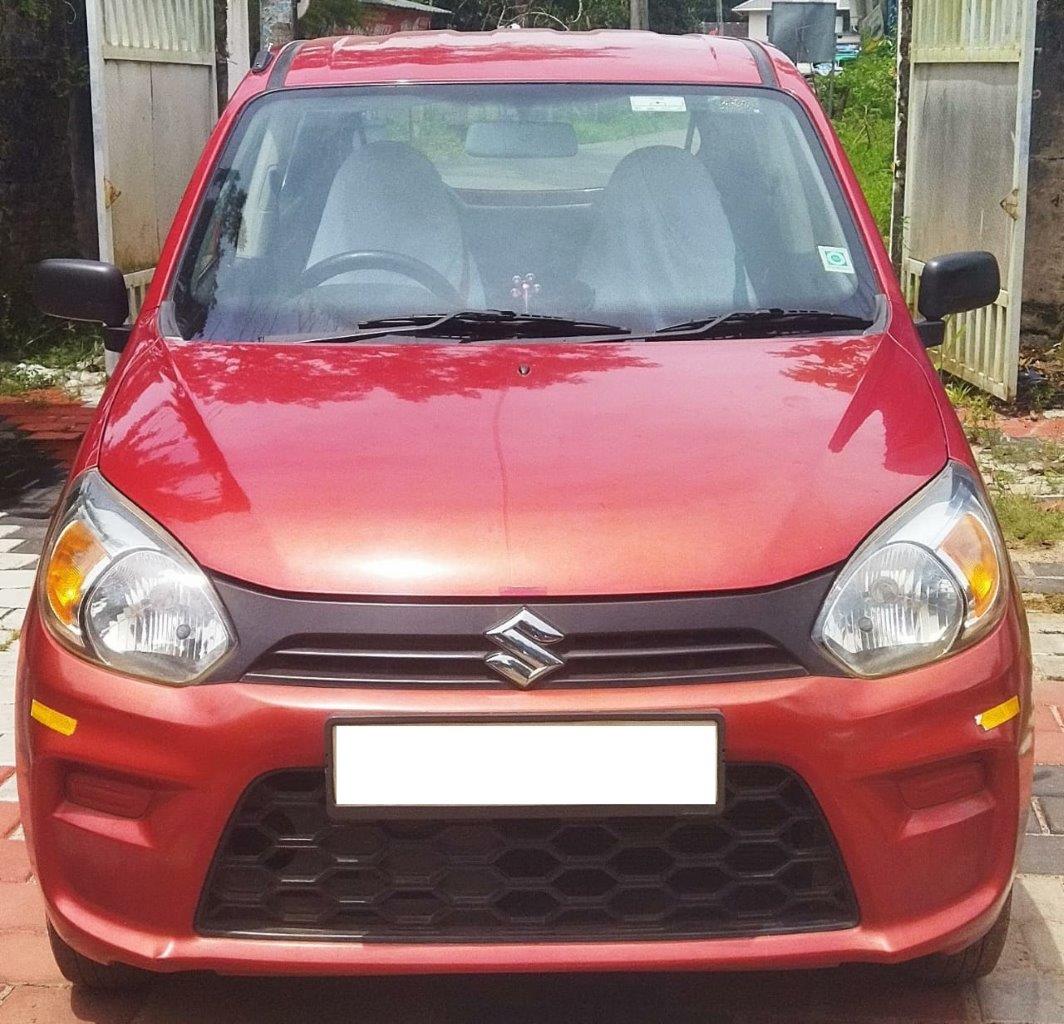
[34,258,132,374]
[915,251,1001,349]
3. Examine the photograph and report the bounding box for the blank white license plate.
[330,719,720,815]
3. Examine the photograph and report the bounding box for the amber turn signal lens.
[939,511,1001,620]
[45,519,107,631]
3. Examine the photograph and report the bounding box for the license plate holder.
[326,713,724,820]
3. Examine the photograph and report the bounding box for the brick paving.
[4,391,1064,1020]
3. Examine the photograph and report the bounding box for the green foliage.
[445,0,726,32]
[0,293,101,375]
[299,0,365,35]
[824,38,896,238]
[993,492,1064,548]
[8,0,53,22]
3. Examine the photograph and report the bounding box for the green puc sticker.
[818,246,855,275]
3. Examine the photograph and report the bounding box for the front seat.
[578,146,743,327]
[306,140,484,307]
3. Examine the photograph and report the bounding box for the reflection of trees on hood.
[168,338,655,407]
[775,334,918,473]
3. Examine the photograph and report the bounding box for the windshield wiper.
[302,310,631,344]
[651,308,874,341]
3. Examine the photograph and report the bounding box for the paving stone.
[1037,654,1064,681]
[0,843,31,884]
[1044,797,1064,835]
[0,881,45,930]
[0,777,18,802]
[0,985,144,1024]
[1027,563,1064,577]
[978,966,1064,1023]
[0,609,26,630]
[1025,608,1064,634]
[0,930,64,986]
[1021,576,1064,595]
[0,736,14,767]
[1020,835,1064,875]
[1035,765,1064,797]
[4,538,48,555]
[1030,804,1044,835]
[1034,632,1064,657]
[0,805,18,839]
[0,555,35,572]
[0,572,37,590]
[0,591,31,613]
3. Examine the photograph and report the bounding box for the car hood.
[98,333,946,597]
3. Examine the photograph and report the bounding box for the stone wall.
[0,1,96,333]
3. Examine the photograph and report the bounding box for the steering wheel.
[299,250,464,306]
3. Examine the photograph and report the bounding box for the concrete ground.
[3,390,1064,1021]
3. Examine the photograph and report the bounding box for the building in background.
[358,0,452,34]
[733,0,860,54]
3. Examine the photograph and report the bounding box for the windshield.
[170,83,880,342]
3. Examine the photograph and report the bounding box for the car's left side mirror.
[915,251,1000,349]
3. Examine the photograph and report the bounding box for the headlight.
[813,461,1008,677]
[40,470,233,685]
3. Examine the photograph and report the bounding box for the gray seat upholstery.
[307,141,483,305]
[579,146,743,326]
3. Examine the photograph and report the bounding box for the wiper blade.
[651,308,874,341]
[302,310,631,344]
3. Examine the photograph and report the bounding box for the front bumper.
[16,598,1032,976]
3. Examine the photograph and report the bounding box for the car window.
[169,84,880,342]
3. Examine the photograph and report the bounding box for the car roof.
[275,30,781,89]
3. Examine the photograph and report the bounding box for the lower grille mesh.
[197,766,858,942]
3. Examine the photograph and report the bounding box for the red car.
[20,30,1031,990]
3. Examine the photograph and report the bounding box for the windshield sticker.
[630,96,686,113]
[818,246,856,275]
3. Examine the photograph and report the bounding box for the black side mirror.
[33,259,129,328]
[915,251,1000,348]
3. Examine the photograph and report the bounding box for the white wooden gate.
[900,0,1037,400]
[85,0,219,316]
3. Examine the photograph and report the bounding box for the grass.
[945,378,998,445]
[0,304,102,395]
[993,492,1064,548]
[942,376,1064,548]
[823,39,896,239]
[1024,592,1064,615]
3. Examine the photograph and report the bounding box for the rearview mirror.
[465,121,578,159]
[34,259,129,328]
[915,251,1000,348]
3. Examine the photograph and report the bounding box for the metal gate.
[85,0,219,316]
[900,0,1037,400]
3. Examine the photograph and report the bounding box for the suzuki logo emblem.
[485,608,565,688]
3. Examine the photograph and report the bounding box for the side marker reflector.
[30,700,78,737]
[975,696,1020,732]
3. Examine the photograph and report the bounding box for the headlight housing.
[39,470,233,685]
[813,461,1009,677]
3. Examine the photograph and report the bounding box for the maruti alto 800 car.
[19,30,1031,990]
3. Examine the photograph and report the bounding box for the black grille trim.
[196,766,859,943]
[245,628,802,688]
[208,570,843,688]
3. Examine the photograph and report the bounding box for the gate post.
[890,0,912,274]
